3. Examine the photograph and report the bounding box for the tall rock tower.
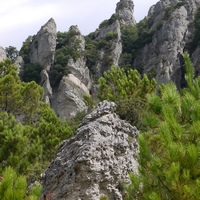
[116,0,136,26]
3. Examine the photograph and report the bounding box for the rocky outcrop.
[116,0,136,26]
[94,20,122,77]
[134,0,200,88]
[40,70,52,103]
[51,26,92,119]
[42,101,139,200]
[52,74,90,119]
[0,47,7,61]
[29,18,57,71]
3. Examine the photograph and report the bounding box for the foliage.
[20,36,34,63]
[23,62,43,83]
[0,59,43,120]
[84,33,114,77]
[34,104,74,161]
[0,59,74,182]
[125,52,200,200]
[98,66,156,127]
[120,18,154,70]
[49,30,81,87]
[5,46,19,62]
[0,167,42,200]
[0,112,42,176]
[100,195,109,200]
[99,14,118,29]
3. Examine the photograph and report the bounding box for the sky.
[0,0,158,50]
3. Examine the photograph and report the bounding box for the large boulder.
[42,101,139,200]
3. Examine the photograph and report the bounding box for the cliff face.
[42,101,139,200]
[134,0,200,87]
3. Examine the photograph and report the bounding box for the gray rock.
[134,0,200,88]
[67,56,92,89]
[52,74,90,119]
[42,101,139,200]
[51,26,92,119]
[116,0,136,26]
[40,70,52,103]
[94,20,122,77]
[29,18,57,71]
[0,47,7,61]
[14,56,24,75]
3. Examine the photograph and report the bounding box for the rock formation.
[94,20,122,77]
[29,18,57,71]
[42,101,139,200]
[134,0,200,87]
[0,47,7,61]
[116,0,136,26]
[51,25,92,119]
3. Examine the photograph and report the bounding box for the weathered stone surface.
[51,26,92,118]
[29,18,57,71]
[67,56,92,89]
[116,0,136,26]
[94,20,122,77]
[134,0,200,88]
[0,47,7,61]
[40,70,52,103]
[52,74,90,119]
[14,56,24,74]
[42,101,138,200]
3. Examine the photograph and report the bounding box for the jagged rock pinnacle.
[116,0,136,26]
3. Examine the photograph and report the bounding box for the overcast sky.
[0,0,158,50]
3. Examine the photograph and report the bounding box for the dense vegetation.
[98,66,156,128]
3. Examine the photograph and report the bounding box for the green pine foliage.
[0,59,43,121]
[125,52,200,200]
[98,66,156,127]
[0,167,42,200]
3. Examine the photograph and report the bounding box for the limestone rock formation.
[134,0,200,88]
[51,25,92,119]
[116,0,136,26]
[42,101,139,200]
[0,47,7,61]
[29,18,57,71]
[52,74,90,119]
[94,20,122,77]
[40,70,52,103]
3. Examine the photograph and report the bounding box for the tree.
[0,112,42,180]
[98,66,156,127]
[125,52,200,200]
[5,46,19,62]
[0,59,43,122]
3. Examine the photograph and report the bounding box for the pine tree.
[98,66,156,127]
[125,52,200,200]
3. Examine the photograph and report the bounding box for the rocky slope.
[134,0,200,87]
[42,101,139,200]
